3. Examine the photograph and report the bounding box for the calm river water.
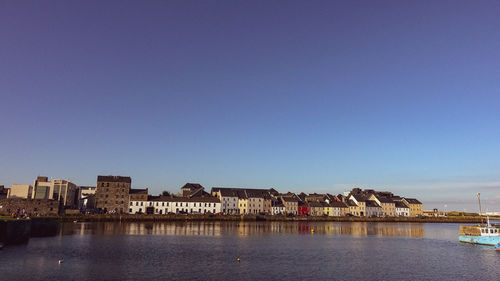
[0,221,498,280]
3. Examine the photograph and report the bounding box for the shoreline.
[56,214,492,223]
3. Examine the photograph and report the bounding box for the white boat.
[459,193,500,246]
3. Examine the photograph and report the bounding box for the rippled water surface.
[1,221,499,280]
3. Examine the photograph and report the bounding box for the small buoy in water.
[236,258,240,262]
[311,228,315,234]
[58,259,64,264]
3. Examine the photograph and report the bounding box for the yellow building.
[281,197,298,215]
[403,198,423,217]
[238,197,249,214]
[323,202,334,216]
[349,195,367,216]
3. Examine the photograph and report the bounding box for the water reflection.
[59,221,425,238]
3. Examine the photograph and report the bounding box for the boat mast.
[477,193,484,225]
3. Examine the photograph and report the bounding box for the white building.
[78,186,97,210]
[330,201,347,217]
[271,202,285,215]
[211,188,239,214]
[366,201,383,217]
[129,196,221,215]
[395,201,410,217]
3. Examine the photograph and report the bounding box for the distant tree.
[161,190,170,196]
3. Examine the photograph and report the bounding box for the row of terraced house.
[0,175,423,217]
[127,182,423,217]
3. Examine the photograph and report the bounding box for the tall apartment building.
[96,175,131,213]
[32,176,77,208]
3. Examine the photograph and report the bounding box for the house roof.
[129,188,148,194]
[347,200,357,206]
[211,187,272,199]
[330,201,348,208]
[282,196,299,202]
[181,183,204,191]
[272,201,285,207]
[307,201,323,207]
[377,197,395,203]
[351,194,367,202]
[404,198,422,204]
[97,175,131,183]
[366,201,381,208]
[395,201,409,208]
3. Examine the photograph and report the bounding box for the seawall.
[0,217,58,245]
[59,214,485,223]
[0,219,31,244]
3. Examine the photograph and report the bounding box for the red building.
[298,201,310,216]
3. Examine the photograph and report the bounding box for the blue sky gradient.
[1,1,499,211]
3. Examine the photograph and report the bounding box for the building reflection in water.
[59,221,424,238]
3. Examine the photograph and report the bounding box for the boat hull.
[459,235,500,246]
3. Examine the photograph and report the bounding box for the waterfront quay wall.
[0,219,31,244]
[0,217,58,245]
[59,214,484,223]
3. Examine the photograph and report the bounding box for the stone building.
[181,183,208,197]
[95,175,131,214]
[0,185,8,199]
[0,198,59,216]
[129,188,148,201]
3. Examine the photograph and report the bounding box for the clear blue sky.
[1,1,499,211]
